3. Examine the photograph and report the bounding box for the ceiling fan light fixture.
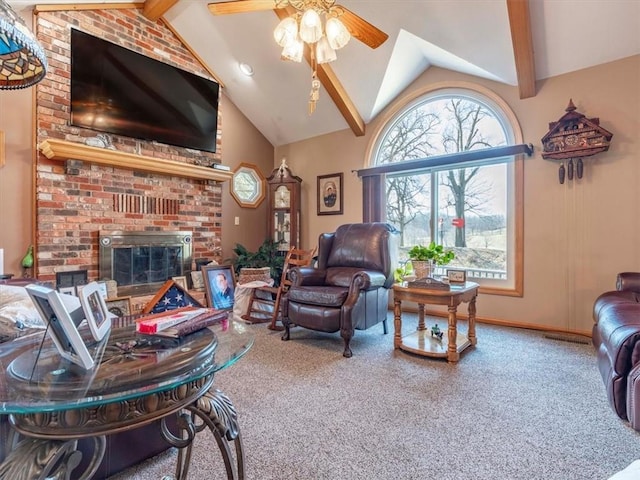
[325,17,350,50]
[299,8,322,44]
[315,36,336,64]
[281,36,303,63]
[274,16,298,47]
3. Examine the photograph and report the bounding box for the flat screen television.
[70,28,220,153]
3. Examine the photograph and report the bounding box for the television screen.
[70,29,220,153]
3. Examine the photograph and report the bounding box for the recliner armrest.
[617,273,640,292]
[289,267,327,286]
[349,270,386,290]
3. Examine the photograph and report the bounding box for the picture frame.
[25,284,95,370]
[447,269,467,284]
[317,172,343,215]
[190,270,205,290]
[104,296,133,318]
[202,264,236,311]
[172,275,188,291]
[78,281,113,340]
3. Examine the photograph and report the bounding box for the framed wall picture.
[202,264,236,310]
[317,172,343,215]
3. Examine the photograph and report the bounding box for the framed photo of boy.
[202,265,236,311]
[317,172,343,215]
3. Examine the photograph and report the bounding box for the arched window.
[368,85,524,295]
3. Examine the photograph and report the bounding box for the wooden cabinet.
[266,160,302,252]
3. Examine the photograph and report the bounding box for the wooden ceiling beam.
[142,0,178,21]
[506,0,536,99]
[275,7,365,137]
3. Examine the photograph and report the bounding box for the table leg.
[163,388,244,480]
[0,435,105,480]
[468,294,477,346]
[447,305,460,362]
[417,303,426,331]
[393,297,402,349]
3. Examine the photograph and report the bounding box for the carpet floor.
[109,315,640,480]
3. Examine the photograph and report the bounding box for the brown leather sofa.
[592,272,640,431]
[281,222,399,357]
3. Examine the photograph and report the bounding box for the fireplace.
[99,231,193,297]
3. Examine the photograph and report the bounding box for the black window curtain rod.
[355,143,534,178]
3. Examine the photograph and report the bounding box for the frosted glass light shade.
[325,17,350,50]
[299,9,322,44]
[274,16,298,47]
[281,36,303,62]
[315,36,336,64]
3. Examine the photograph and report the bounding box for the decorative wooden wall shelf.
[39,139,233,182]
[541,99,613,184]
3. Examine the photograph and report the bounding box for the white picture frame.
[79,281,114,341]
[26,284,95,370]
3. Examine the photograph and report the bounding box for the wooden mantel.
[39,139,233,182]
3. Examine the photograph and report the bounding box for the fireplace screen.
[99,231,193,297]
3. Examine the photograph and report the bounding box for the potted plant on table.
[229,239,285,286]
[408,241,455,279]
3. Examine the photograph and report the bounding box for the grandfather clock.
[267,159,302,252]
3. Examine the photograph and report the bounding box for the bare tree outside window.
[375,93,511,278]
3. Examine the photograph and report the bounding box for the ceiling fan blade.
[333,5,388,49]
[208,0,277,15]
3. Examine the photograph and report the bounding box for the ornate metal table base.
[0,436,104,480]
[162,388,244,480]
[0,387,244,480]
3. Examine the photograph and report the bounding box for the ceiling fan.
[207,0,388,50]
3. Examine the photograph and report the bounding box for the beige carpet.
[109,315,639,480]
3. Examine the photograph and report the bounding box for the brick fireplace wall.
[34,8,224,285]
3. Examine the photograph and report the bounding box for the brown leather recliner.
[281,223,399,357]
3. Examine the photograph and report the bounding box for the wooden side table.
[392,282,479,362]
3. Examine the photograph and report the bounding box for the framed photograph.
[79,282,113,340]
[447,269,467,284]
[202,264,236,311]
[105,296,132,317]
[25,284,95,370]
[172,275,188,291]
[191,270,205,290]
[317,172,343,215]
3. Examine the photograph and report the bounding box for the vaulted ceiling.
[11,0,640,147]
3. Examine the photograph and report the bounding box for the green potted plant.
[407,241,455,278]
[228,239,286,286]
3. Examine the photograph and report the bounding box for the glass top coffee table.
[0,315,254,479]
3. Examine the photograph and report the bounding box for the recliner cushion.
[287,286,348,307]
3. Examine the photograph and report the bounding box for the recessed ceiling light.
[239,62,254,76]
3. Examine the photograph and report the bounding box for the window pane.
[374,89,519,291]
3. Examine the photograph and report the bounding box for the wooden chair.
[242,246,316,330]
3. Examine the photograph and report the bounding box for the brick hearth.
[34,7,225,286]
